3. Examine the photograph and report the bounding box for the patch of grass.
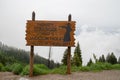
[71,66,80,72]
[79,66,91,71]
[89,63,103,71]
[1,62,119,76]
[3,64,13,72]
[33,64,49,75]
[21,64,49,76]
[112,64,120,70]
[0,63,24,73]
[8,63,17,71]
[101,62,112,70]
[85,62,113,71]
[50,65,67,74]
[2,67,6,72]
[20,65,29,76]
[0,63,10,72]
[0,63,4,71]
[12,63,23,75]
[35,64,49,70]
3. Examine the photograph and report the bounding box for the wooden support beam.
[67,14,71,74]
[29,45,34,77]
[29,11,35,77]
[67,46,71,74]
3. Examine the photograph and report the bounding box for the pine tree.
[99,54,105,62]
[61,49,68,65]
[99,56,102,62]
[101,54,105,62]
[110,52,117,64]
[72,42,82,66]
[106,52,117,64]
[72,53,81,66]
[118,57,120,64]
[106,53,110,63]
[87,58,93,66]
[93,54,98,63]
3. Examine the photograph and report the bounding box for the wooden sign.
[25,20,75,46]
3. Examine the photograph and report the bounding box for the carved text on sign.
[26,20,75,46]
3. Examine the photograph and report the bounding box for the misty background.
[0,0,120,65]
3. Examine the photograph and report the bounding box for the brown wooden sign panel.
[25,20,75,46]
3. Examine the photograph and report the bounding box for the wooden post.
[29,11,35,77]
[67,14,71,74]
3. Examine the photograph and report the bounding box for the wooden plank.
[25,21,75,46]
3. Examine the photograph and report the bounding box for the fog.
[0,0,120,64]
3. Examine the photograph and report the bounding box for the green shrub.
[51,65,66,74]
[1,63,23,72]
[0,63,4,71]
[79,66,90,71]
[12,63,23,75]
[90,63,103,71]
[33,65,40,75]
[88,62,112,71]
[0,63,5,71]
[1,67,7,72]
[21,65,29,75]
[8,63,17,71]
[102,62,112,70]
[21,64,49,76]
[71,66,79,72]
[33,64,49,75]
[4,64,13,72]
[72,62,115,72]
[112,64,120,70]
[35,64,49,70]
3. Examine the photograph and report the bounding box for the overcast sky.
[0,0,120,64]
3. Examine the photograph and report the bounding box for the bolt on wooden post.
[67,14,72,74]
[29,11,35,77]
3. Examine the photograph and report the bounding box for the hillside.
[0,42,59,68]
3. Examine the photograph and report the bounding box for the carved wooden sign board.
[26,20,75,46]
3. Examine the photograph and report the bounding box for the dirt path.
[0,72,20,80]
[0,70,120,80]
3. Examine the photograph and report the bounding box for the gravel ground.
[0,70,120,80]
